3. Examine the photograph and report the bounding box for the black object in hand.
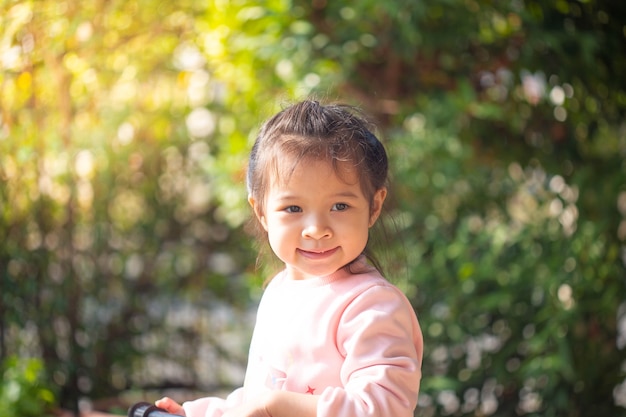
[128,402,184,417]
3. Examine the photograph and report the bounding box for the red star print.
[306,385,316,394]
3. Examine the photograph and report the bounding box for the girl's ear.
[248,195,268,231]
[369,187,387,227]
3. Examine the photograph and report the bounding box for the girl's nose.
[302,215,332,239]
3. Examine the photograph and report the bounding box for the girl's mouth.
[298,247,339,259]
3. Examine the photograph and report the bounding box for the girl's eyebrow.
[271,193,301,203]
[273,190,360,201]
[333,191,360,199]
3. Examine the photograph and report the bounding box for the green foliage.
[0,0,259,409]
[391,114,625,416]
[0,356,56,417]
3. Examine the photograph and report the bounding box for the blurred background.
[1,0,625,416]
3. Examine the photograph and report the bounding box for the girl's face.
[249,158,386,280]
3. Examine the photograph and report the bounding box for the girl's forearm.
[266,391,319,417]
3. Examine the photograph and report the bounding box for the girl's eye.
[332,203,349,211]
[284,205,302,213]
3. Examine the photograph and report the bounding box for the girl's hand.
[155,397,186,416]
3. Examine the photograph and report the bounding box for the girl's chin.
[287,263,342,280]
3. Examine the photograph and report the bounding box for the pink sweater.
[183,257,423,417]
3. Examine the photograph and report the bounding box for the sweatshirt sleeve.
[317,285,423,417]
[182,387,245,417]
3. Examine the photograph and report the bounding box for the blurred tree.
[0,0,259,411]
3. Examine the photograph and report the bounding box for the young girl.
[156,100,423,417]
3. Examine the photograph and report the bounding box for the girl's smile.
[297,246,339,259]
